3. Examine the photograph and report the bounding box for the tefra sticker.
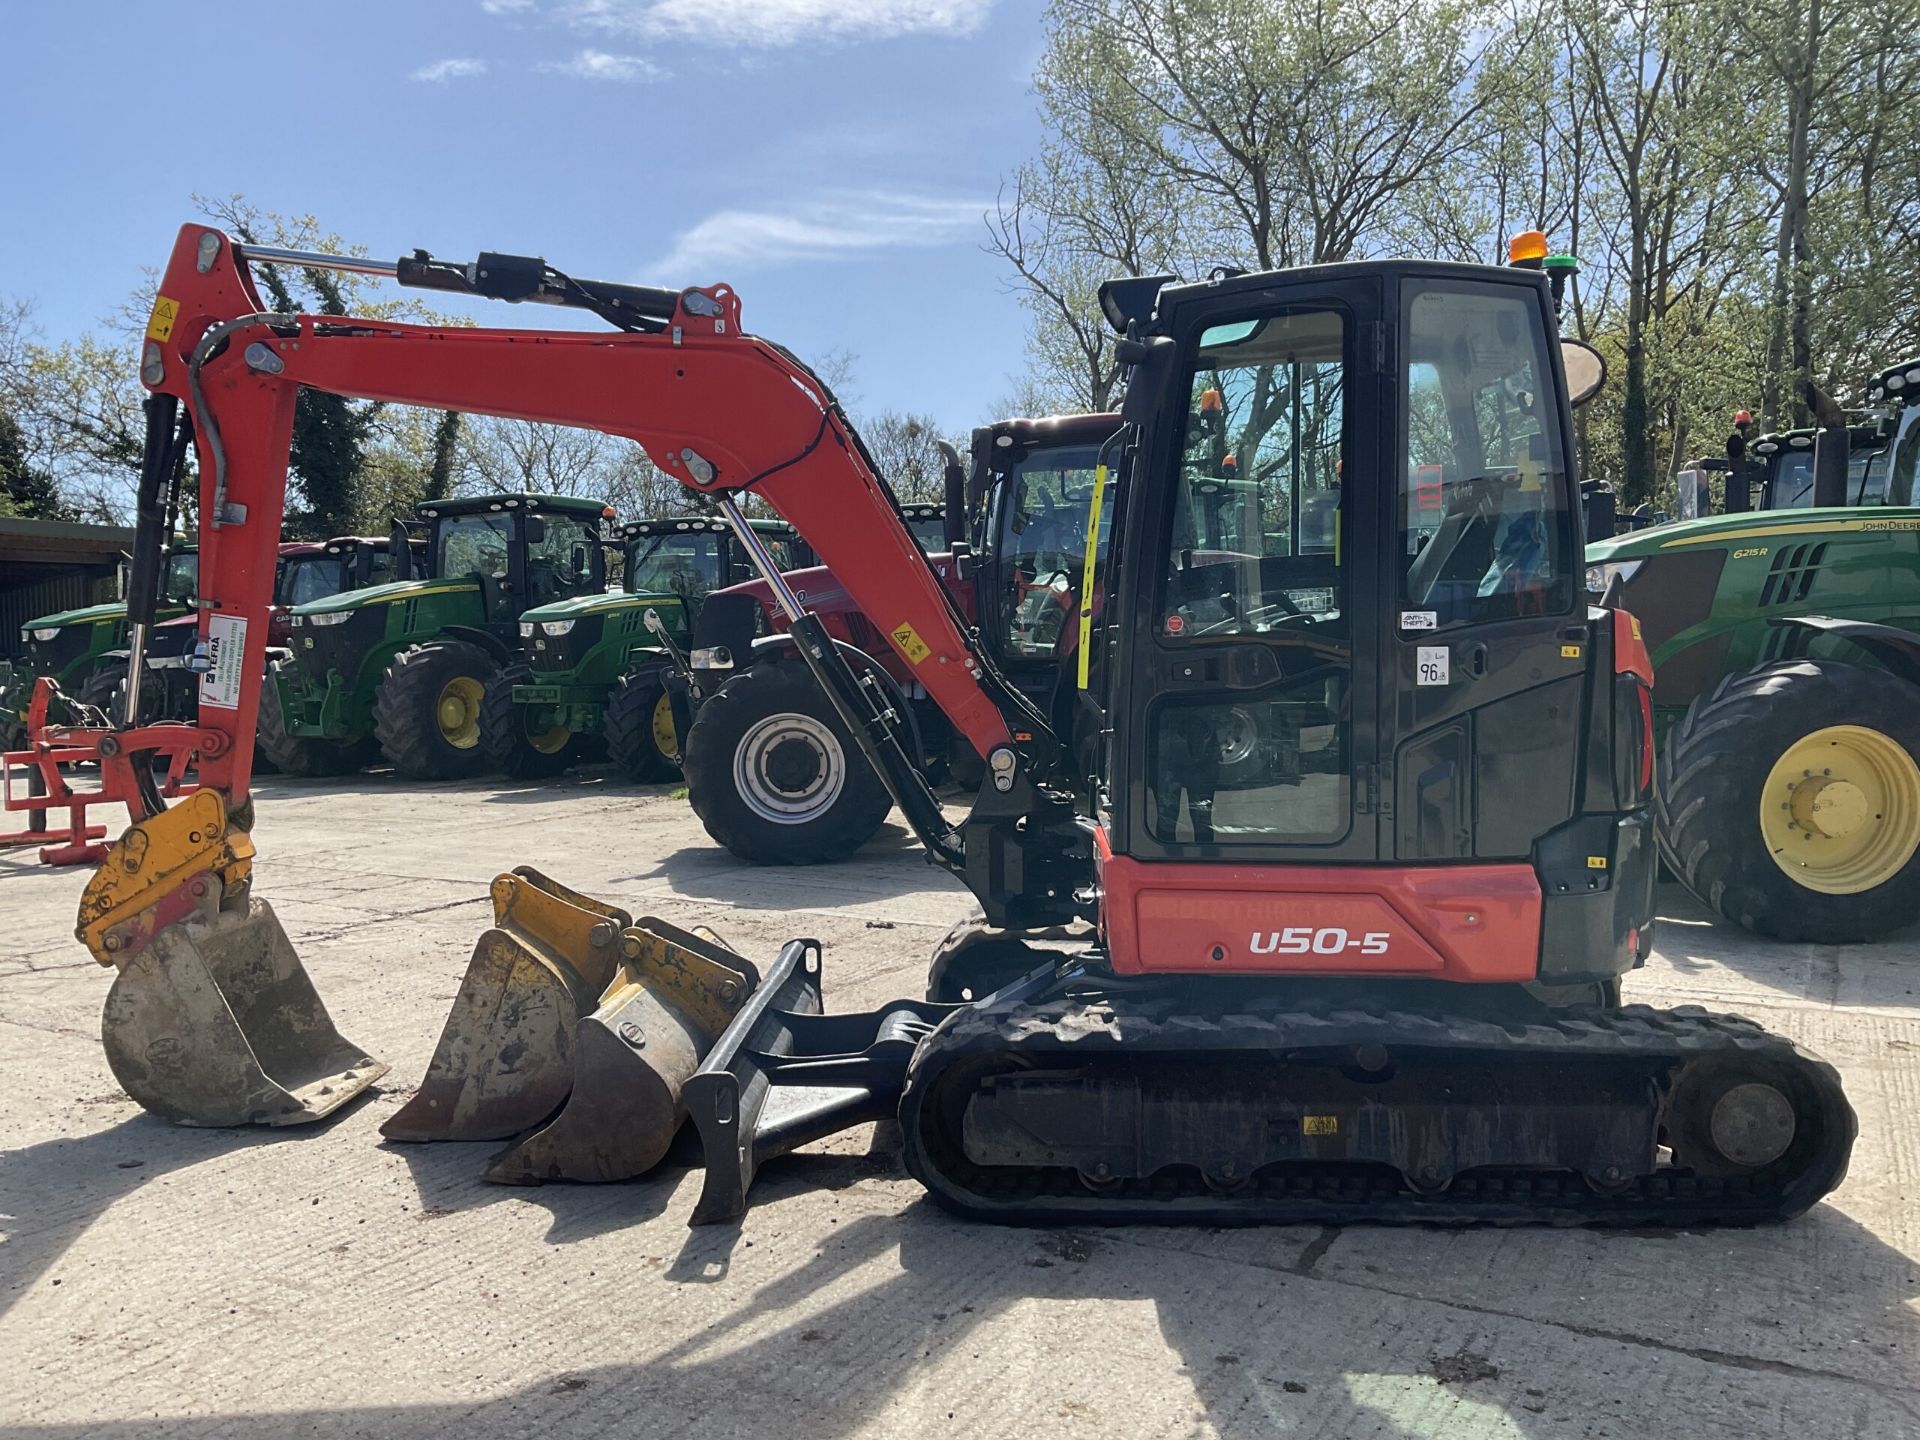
[1399,611,1438,631]
[200,614,247,710]
[1415,646,1450,686]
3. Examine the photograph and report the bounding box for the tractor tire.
[373,640,499,782]
[683,660,892,865]
[256,660,369,778]
[604,667,680,783]
[1657,658,1920,944]
[479,665,581,779]
[76,662,127,723]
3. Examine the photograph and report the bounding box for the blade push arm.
[140,224,1028,825]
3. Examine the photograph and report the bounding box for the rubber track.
[899,995,1856,1227]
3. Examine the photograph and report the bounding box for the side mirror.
[936,440,966,549]
[388,520,415,581]
[1119,335,1176,427]
[572,543,590,576]
[1561,339,1607,408]
[524,515,547,544]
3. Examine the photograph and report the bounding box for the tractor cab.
[12,542,197,713]
[899,504,949,554]
[270,494,613,780]
[488,516,806,781]
[1751,425,1890,509]
[1865,358,1920,507]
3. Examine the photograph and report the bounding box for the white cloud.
[412,56,489,82]
[481,0,536,11]
[542,48,666,81]
[563,0,992,46]
[649,191,984,280]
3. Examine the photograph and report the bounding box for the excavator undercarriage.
[62,221,1857,1231]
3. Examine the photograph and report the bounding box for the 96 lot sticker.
[1416,646,1450,686]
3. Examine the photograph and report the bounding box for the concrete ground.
[1,772,1916,1439]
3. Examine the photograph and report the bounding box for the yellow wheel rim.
[652,691,680,764]
[1759,724,1920,894]
[436,675,485,749]
[526,713,571,755]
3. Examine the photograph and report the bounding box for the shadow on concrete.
[1650,881,1920,1010]
[9,1180,1916,1438]
[379,1126,687,1247]
[0,1107,353,1323]
[608,821,957,912]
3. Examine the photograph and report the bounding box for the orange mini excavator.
[74,223,1852,1225]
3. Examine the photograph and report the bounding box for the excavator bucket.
[485,919,758,1185]
[82,791,387,1127]
[381,867,631,1143]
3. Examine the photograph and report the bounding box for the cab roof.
[1865,358,1920,406]
[620,516,794,540]
[416,494,612,520]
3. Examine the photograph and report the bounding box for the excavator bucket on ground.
[485,918,758,1185]
[381,867,630,1143]
[82,790,387,1127]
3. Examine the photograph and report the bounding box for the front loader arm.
[141,224,1023,824]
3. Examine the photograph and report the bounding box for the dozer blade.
[486,919,759,1185]
[82,790,387,1127]
[380,867,631,1143]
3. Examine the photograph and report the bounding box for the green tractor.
[1586,358,1920,943]
[480,515,805,779]
[265,493,611,780]
[7,545,198,729]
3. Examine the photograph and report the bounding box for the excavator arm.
[141,226,1051,841]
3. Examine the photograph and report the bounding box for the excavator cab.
[1101,264,1648,977]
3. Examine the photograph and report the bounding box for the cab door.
[1115,274,1386,865]
[1384,278,1588,862]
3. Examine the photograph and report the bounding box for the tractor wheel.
[683,660,892,865]
[479,665,581,779]
[604,667,680,782]
[76,662,128,723]
[1658,658,1920,943]
[372,640,499,781]
[256,660,369,777]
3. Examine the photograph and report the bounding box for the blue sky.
[1,0,1054,433]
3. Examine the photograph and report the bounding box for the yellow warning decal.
[1587,855,1608,869]
[1561,644,1582,658]
[146,295,179,342]
[1629,615,1642,640]
[1302,1115,1338,1136]
[1077,462,1109,690]
[890,621,931,664]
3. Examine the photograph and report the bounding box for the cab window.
[631,534,725,601]
[1149,305,1352,847]
[438,514,512,582]
[526,514,600,608]
[163,551,198,604]
[996,444,1107,661]
[1403,286,1574,625]
[281,556,349,606]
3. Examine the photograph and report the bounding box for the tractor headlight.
[30,627,61,642]
[539,619,576,637]
[303,610,354,627]
[519,621,536,638]
[1584,560,1641,595]
[690,646,734,670]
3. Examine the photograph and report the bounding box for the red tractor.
[675,414,1119,864]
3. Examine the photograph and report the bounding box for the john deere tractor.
[7,544,198,729]
[1586,357,1920,943]
[480,515,804,779]
[264,493,610,780]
